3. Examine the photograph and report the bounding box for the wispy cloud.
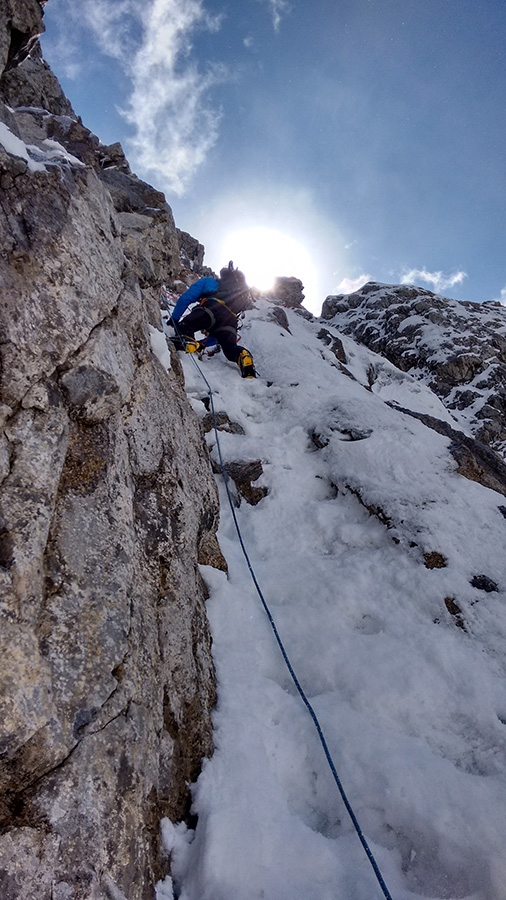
[489,285,506,306]
[79,0,140,60]
[70,0,226,194]
[400,267,467,294]
[333,274,371,295]
[260,0,291,31]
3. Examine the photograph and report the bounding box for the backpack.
[214,261,255,314]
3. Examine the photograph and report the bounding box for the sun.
[219,226,319,309]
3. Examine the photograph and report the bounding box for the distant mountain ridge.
[322,282,506,459]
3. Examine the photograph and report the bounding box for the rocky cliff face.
[0,3,221,898]
[322,282,506,460]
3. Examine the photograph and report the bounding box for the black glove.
[167,316,178,329]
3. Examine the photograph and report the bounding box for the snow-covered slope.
[158,301,506,900]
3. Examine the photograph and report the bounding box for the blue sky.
[41,0,506,314]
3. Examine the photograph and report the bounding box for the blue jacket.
[171,277,219,322]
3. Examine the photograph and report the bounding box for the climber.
[168,262,257,378]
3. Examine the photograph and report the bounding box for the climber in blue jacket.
[169,263,256,378]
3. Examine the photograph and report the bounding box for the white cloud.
[260,0,291,31]
[333,274,371,295]
[400,267,467,294]
[79,0,140,61]
[67,0,226,195]
[488,285,506,306]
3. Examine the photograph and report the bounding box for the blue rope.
[167,310,394,900]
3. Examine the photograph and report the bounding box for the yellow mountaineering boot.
[184,339,205,354]
[238,348,257,378]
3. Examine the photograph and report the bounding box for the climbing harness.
[163,299,394,900]
[201,295,238,317]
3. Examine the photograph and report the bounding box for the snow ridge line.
[184,345,395,900]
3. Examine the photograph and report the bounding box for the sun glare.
[219,226,319,310]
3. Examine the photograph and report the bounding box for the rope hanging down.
[168,310,395,900]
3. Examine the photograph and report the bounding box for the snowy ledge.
[0,120,86,172]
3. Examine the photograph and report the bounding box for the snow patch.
[0,120,46,171]
[149,325,172,371]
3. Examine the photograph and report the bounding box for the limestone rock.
[201,411,246,435]
[322,283,506,458]
[255,276,310,317]
[177,229,206,272]
[0,164,125,407]
[470,574,499,593]
[220,459,269,506]
[1,43,75,116]
[198,531,228,572]
[0,0,44,77]
[272,275,305,307]
[0,3,221,896]
[317,328,347,363]
[99,168,167,214]
[268,305,291,332]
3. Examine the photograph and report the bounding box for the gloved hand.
[167,316,178,329]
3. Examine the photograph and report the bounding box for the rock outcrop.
[271,275,305,307]
[322,282,506,459]
[0,0,45,76]
[0,3,220,898]
[256,275,306,309]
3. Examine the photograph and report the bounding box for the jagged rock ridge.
[322,282,506,458]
